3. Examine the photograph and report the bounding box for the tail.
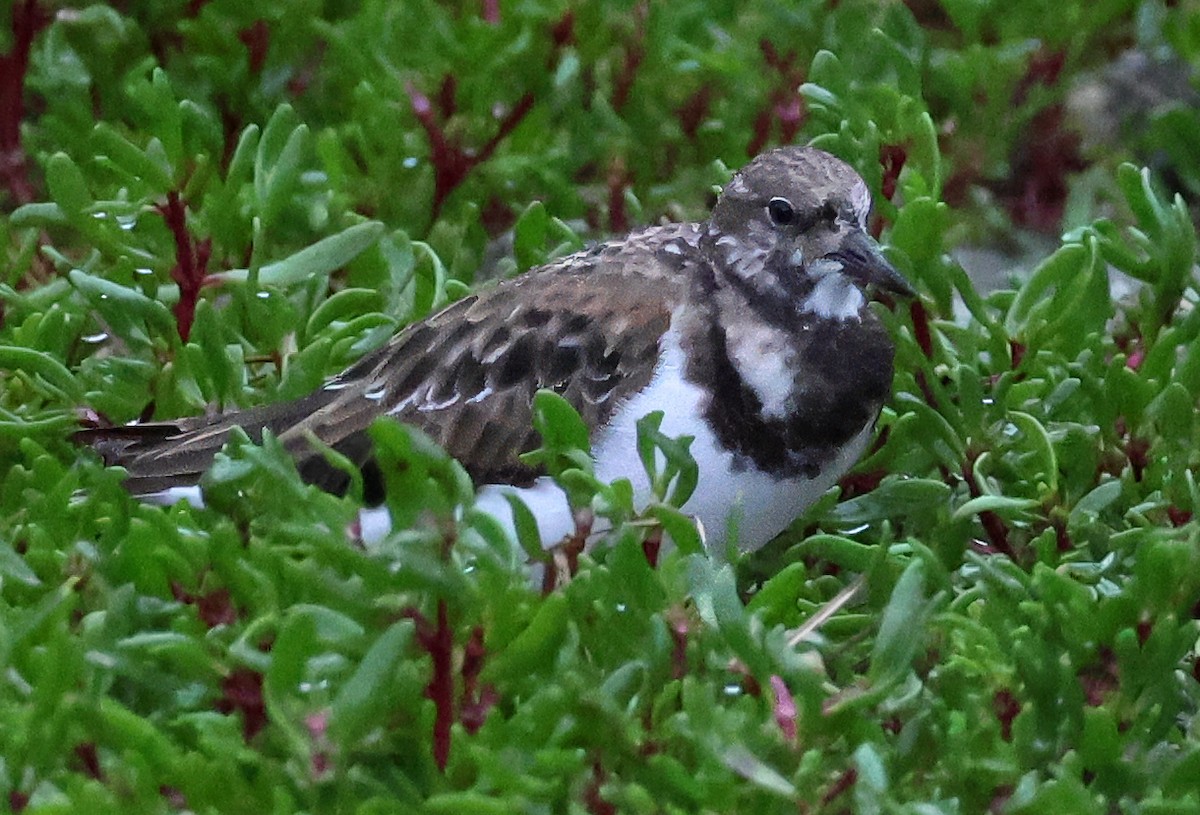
[75,392,346,496]
[76,413,254,495]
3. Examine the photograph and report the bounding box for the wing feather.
[78,224,700,498]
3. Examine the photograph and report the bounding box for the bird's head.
[705,146,914,320]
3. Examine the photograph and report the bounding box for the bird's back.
[79,223,701,498]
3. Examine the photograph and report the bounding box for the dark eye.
[767,197,795,226]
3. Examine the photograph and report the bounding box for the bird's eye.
[767,197,795,226]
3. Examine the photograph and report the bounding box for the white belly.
[477,330,875,554]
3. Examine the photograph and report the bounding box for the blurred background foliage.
[2,0,1200,812]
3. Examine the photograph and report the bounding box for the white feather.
[801,272,864,321]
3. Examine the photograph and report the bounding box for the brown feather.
[78,223,697,498]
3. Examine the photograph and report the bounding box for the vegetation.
[2,0,1199,812]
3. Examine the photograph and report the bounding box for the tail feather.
[77,416,241,494]
[76,393,337,495]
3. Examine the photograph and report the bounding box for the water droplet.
[82,332,109,344]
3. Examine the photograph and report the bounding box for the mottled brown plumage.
[81,223,697,496]
[79,146,914,551]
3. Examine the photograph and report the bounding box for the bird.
[79,145,914,553]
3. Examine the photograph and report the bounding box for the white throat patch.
[800,260,864,320]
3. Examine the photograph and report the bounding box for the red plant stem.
[1,0,48,206]
[458,625,498,734]
[821,767,858,806]
[993,688,1020,741]
[962,452,1014,558]
[641,527,662,567]
[915,369,939,412]
[910,300,934,359]
[407,79,535,217]
[584,762,617,815]
[612,42,643,112]
[157,190,209,342]
[879,144,907,202]
[607,156,629,234]
[238,20,270,75]
[747,38,805,157]
[427,600,454,770]
[406,80,465,215]
[910,300,942,410]
[480,92,534,162]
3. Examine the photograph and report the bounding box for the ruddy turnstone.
[80,146,913,552]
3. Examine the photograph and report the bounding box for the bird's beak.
[833,229,915,299]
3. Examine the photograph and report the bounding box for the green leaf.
[0,540,41,587]
[799,533,881,573]
[259,123,310,229]
[68,269,177,347]
[1007,411,1058,494]
[7,202,69,229]
[645,504,704,555]
[0,345,84,402]
[91,122,173,189]
[486,592,569,683]
[277,337,333,399]
[368,419,473,529]
[254,104,307,228]
[869,559,927,684]
[501,492,550,562]
[424,792,513,815]
[635,410,698,507]
[1068,480,1122,524]
[225,123,261,190]
[188,298,239,405]
[331,620,414,742]
[145,67,184,165]
[215,222,385,287]
[720,744,796,797]
[830,477,952,526]
[45,151,93,221]
[525,389,592,471]
[304,288,384,343]
[952,494,1040,520]
[513,199,549,271]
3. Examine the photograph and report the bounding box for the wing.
[79,223,700,498]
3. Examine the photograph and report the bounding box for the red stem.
[1,0,48,205]
[427,600,454,770]
[407,79,535,217]
[747,39,805,157]
[962,452,1015,559]
[157,191,210,342]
